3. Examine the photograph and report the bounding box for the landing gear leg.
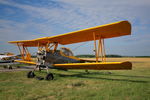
[27,65,54,80]
[33,65,39,72]
[46,66,49,73]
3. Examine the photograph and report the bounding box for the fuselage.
[36,48,83,66]
[0,55,15,63]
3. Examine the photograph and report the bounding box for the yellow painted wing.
[53,62,132,70]
[15,60,36,65]
[15,60,132,70]
[8,21,131,46]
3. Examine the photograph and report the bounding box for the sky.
[0,0,150,56]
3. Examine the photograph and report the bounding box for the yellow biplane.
[8,21,132,80]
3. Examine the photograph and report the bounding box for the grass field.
[0,58,150,100]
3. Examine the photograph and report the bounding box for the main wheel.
[8,65,13,69]
[45,73,54,80]
[27,71,35,78]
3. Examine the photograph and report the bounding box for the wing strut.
[93,33,106,62]
[17,43,31,61]
[93,32,98,62]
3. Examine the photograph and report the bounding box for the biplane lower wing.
[53,62,132,70]
[15,60,132,70]
[15,60,36,65]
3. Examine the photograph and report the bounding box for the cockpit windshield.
[60,47,74,56]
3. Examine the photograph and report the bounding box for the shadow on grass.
[74,71,150,78]
[53,72,149,83]
[30,69,149,83]
[67,70,150,78]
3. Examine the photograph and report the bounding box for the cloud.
[0,0,150,55]
[1,0,149,28]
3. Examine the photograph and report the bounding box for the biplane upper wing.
[8,21,131,46]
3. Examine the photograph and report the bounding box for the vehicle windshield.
[60,47,74,56]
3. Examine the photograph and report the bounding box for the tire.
[45,73,54,80]
[9,65,13,69]
[27,71,35,78]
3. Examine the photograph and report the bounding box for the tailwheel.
[45,73,54,80]
[27,71,35,78]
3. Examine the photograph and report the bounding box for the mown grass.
[0,64,30,69]
[0,58,150,100]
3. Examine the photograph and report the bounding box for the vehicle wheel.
[27,71,35,78]
[45,73,54,80]
[8,65,13,69]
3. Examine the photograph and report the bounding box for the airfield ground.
[0,58,149,100]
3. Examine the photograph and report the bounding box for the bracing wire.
[71,42,89,52]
